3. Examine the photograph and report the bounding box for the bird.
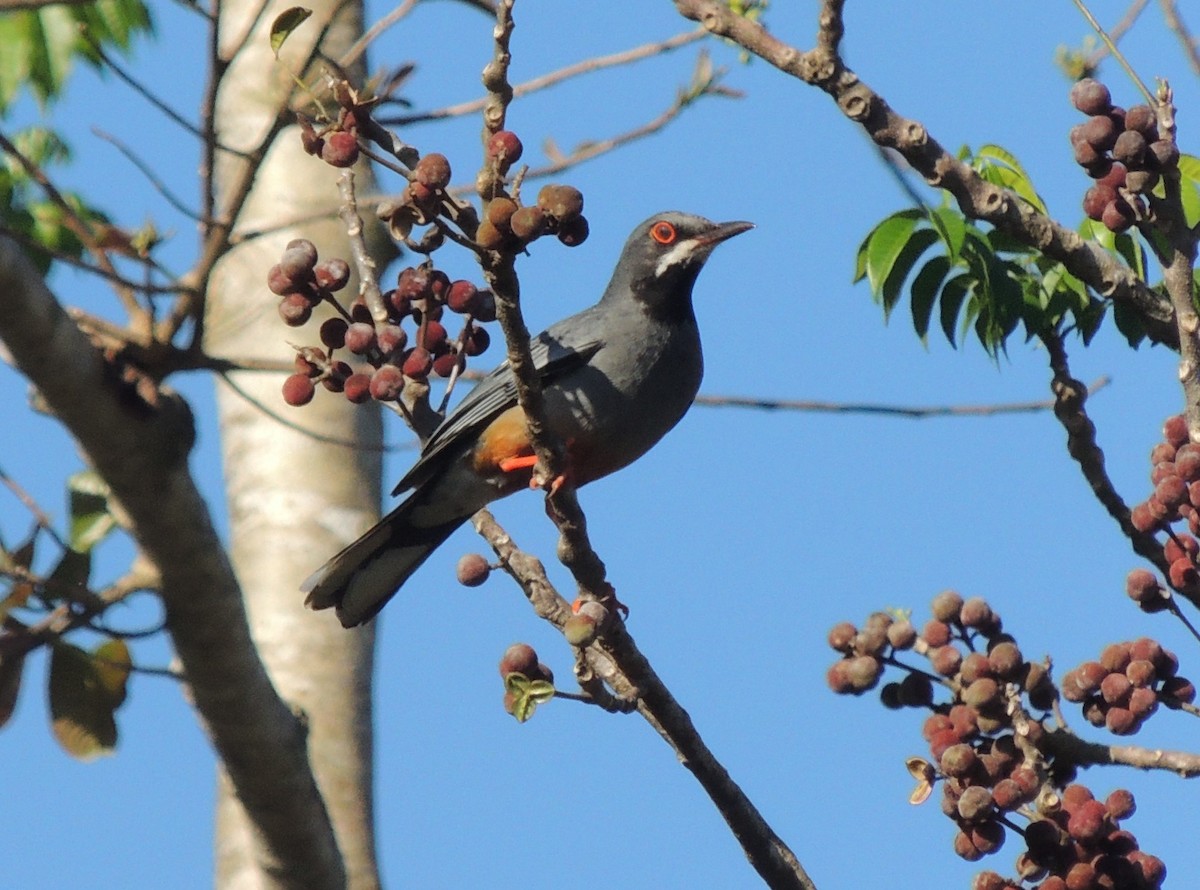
[302,211,753,627]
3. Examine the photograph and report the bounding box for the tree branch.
[671,0,1179,349]
[0,237,345,887]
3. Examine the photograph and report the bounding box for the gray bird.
[303,211,752,626]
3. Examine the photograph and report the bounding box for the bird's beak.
[697,220,754,247]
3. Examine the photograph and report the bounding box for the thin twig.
[1070,0,1156,104]
[1161,0,1200,75]
[339,0,419,69]
[384,29,707,126]
[92,128,204,222]
[694,376,1111,417]
[1083,0,1151,70]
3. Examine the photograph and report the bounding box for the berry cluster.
[271,238,495,407]
[1126,413,1200,605]
[477,182,589,252]
[1068,78,1179,233]
[299,110,361,169]
[498,642,555,720]
[827,591,1167,888]
[1061,638,1195,736]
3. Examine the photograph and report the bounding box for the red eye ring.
[649,220,677,245]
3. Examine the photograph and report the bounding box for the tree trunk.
[206,2,385,886]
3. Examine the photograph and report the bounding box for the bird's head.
[603,212,754,321]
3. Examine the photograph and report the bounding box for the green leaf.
[880,228,939,321]
[45,547,91,604]
[927,206,966,259]
[67,470,114,553]
[861,210,922,296]
[910,255,952,342]
[1178,154,1200,228]
[270,7,312,57]
[93,639,131,708]
[939,274,972,346]
[974,144,1047,213]
[527,680,555,705]
[1112,297,1147,348]
[0,648,25,730]
[49,643,117,760]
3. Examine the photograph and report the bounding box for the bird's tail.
[302,496,467,627]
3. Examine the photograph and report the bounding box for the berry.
[922,618,952,647]
[282,373,315,406]
[1155,473,1188,508]
[1105,706,1137,735]
[845,655,883,692]
[1083,184,1117,221]
[931,589,964,622]
[1176,443,1200,480]
[343,372,371,403]
[897,672,933,707]
[1081,114,1118,152]
[1129,501,1160,532]
[319,317,348,349]
[413,152,452,189]
[886,619,917,649]
[1125,569,1161,606]
[1163,414,1189,447]
[826,660,853,694]
[345,322,376,354]
[939,742,977,778]
[1161,675,1196,705]
[963,677,1001,710]
[956,785,995,822]
[433,350,462,378]
[828,621,856,652]
[281,238,318,277]
[486,197,518,230]
[961,652,994,684]
[321,131,360,168]
[1124,104,1156,135]
[1101,199,1133,232]
[1168,556,1198,588]
[446,280,481,315]
[537,184,585,221]
[959,597,993,629]
[476,219,505,250]
[557,214,589,247]
[1112,130,1147,166]
[278,293,313,326]
[463,324,490,357]
[1148,139,1179,170]
[1125,169,1159,194]
[510,206,547,242]
[498,643,538,678]
[1096,161,1127,189]
[987,641,1023,679]
[268,263,298,295]
[376,323,407,356]
[472,289,497,323]
[486,130,523,171]
[1070,78,1112,115]
[420,319,448,352]
[402,347,433,380]
[369,365,404,401]
[456,553,491,587]
[314,258,350,291]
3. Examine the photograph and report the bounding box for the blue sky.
[3,2,1199,888]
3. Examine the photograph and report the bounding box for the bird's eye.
[649,220,677,245]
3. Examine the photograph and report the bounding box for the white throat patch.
[654,239,708,277]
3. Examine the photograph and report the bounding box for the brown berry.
[537,184,584,221]
[498,642,538,678]
[556,214,589,247]
[486,197,518,230]
[486,130,523,171]
[931,590,964,622]
[510,205,547,242]
[1112,129,1147,166]
[1071,78,1112,116]
[1164,414,1189,447]
[828,621,857,652]
[456,553,491,587]
[1124,104,1156,135]
[414,152,452,189]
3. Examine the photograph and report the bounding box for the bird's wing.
[392,330,604,494]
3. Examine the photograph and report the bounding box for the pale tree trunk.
[205,1,386,887]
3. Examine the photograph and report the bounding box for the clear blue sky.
[4,2,1198,888]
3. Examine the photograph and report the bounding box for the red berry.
[314,258,350,291]
[1163,414,1189,447]
[446,280,481,315]
[922,619,952,647]
[343,372,372,403]
[369,365,404,401]
[278,293,313,326]
[282,373,315,406]
[1081,114,1119,151]
[827,621,856,652]
[319,317,348,349]
[486,130,523,171]
[1125,568,1161,606]
[321,131,360,168]
[402,346,433,380]
[498,642,538,678]
[344,322,376,354]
